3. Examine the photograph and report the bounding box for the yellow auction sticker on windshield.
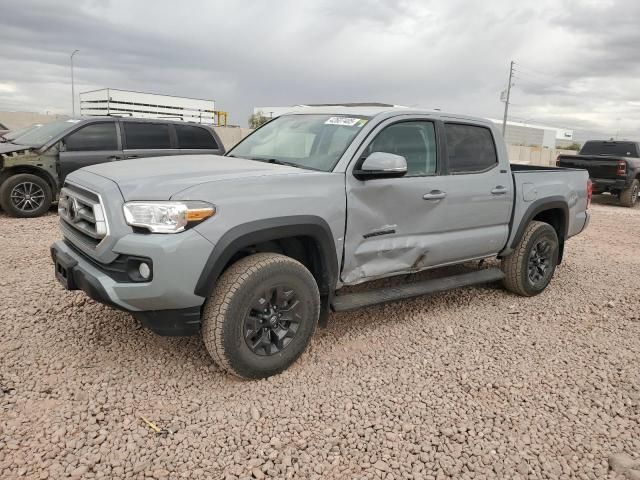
[325,117,368,127]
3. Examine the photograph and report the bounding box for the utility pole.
[501,60,514,136]
[70,49,79,117]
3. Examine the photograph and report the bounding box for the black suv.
[0,117,225,217]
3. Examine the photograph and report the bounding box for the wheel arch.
[0,165,58,196]
[510,197,569,264]
[194,216,339,325]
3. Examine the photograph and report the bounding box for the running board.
[331,268,505,312]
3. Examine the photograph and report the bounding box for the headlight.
[123,201,215,233]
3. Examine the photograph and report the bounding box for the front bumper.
[50,230,215,336]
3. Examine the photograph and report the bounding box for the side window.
[64,123,118,152]
[445,124,497,173]
[175,124,219,149]
[365,121,437,176]
[123,123,171,149]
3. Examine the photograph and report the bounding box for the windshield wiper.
[231,155,303,169]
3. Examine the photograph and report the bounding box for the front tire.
[0,174,52,218]
[201,253,320,379]
[620,179,639,208]
[501,221,559,297]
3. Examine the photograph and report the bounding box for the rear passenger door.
[175,124,224,155]
[58,121,122,181]
[425,122,513,264]
[122,121,176,159]
[342,118,512,284]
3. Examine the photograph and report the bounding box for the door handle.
[423,190,447,200]
[491,185,508,195]
[126,154,140,159]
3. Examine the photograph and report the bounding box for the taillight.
[587,178,593,208]
[556,155,561,167]
[617,160,627,176]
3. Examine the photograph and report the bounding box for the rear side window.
[124,123,171,149]
[175,124,219,149]
[64,123,118,152]
[445,124,497,173]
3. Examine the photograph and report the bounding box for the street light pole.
[70,49,79,117]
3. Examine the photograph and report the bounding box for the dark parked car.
[557,140,640,207]
[0,117,224,217]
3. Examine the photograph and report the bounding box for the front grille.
[58,183,109,248]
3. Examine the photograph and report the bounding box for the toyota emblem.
[67,198,79,222]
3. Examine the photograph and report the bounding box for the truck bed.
[503,163,590,255]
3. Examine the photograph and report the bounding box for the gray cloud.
[0,0,638,139]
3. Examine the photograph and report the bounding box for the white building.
[253,103,404,119]
[80,89,218,124]
[488,119,574,148]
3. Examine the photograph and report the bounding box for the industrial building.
[80,89,228,126]
[253,103,401,119]
[488,119,574,148]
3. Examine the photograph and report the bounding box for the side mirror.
[353,152,407,180]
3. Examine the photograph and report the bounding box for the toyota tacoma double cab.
[557,140,640,207]
[51,108,591,379]
[0,117,224,217]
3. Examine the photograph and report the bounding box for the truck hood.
[79,154,318,200]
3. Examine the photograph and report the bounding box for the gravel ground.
[1,197,639,479]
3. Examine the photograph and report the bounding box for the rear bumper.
[591,178,629,191]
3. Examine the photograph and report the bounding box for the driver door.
[342,117,443,284]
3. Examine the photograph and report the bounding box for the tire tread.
[202,252,318,378]
[501,220,552,296]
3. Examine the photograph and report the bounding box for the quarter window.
[175,124,219,149]
[445,124,497,173]
[64,123,118,152]
[365,121,437,176]
[124,123,171,149]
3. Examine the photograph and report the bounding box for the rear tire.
[201,253,320,379]
[620,179,639,208]
[0,174,52,218]
[501,221,559,297]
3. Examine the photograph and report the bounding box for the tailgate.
[558,156,620,179]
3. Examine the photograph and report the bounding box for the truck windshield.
[580,141,639,157]
[12,120,80,147]
[228,114,369,171]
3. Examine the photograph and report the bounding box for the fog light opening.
[138,262,151,280]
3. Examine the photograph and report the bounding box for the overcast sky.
[0,0,638,138]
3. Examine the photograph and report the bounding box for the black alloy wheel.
[244,285,302,356]
[527,239,554,287]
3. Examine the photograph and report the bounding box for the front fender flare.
[193,215,339,300]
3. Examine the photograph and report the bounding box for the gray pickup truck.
[51,107,591,379]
